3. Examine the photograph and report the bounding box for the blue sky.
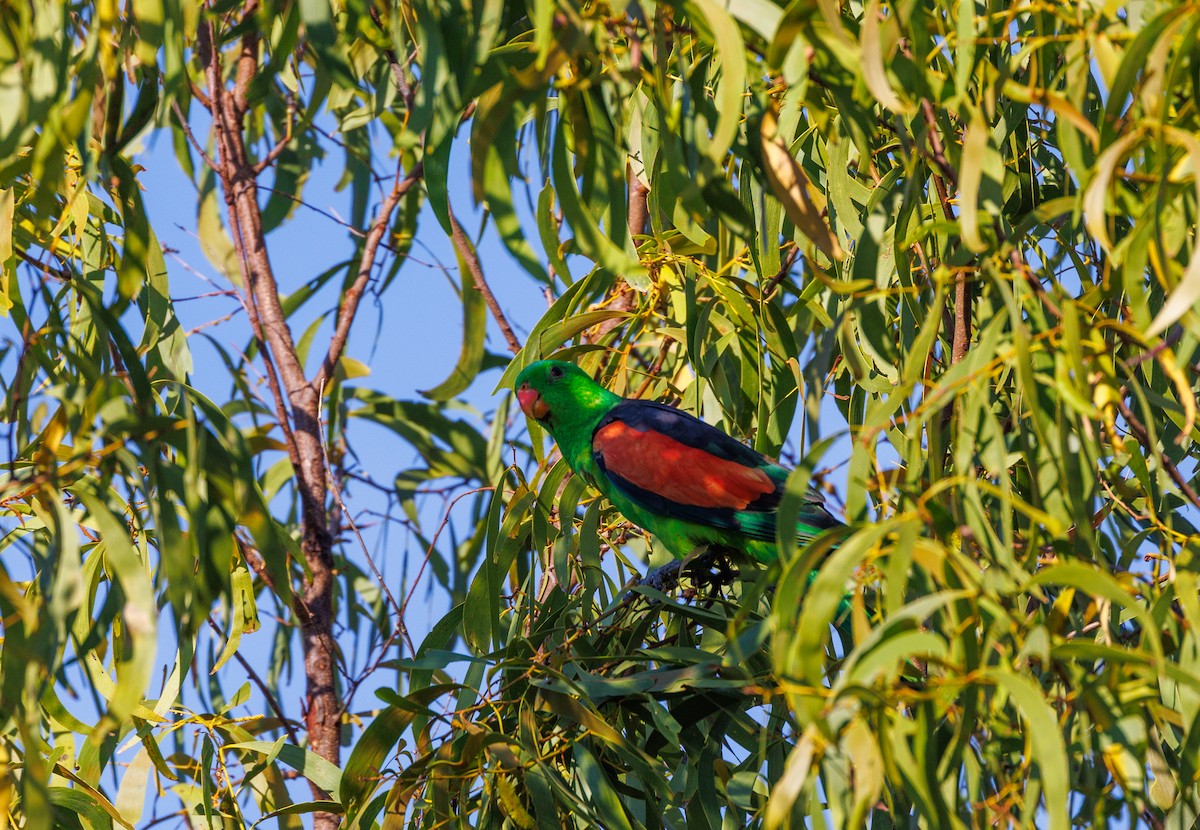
[0,100,848,818]
[138,127,537,654]
[15,97,1175,824]
[0,117,562,818]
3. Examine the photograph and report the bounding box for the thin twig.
[253,187,369,239]
[347,486,493,704]
[185,305,243,335]
[633,339,675,399]
[316,160,424,391]
[919,99,959,189]
[370,7,416,110]
[448,202,523,353]
[1125,325,1184,367]
[918,100,971,367]
[206,616,301,744]
[1008,247,1063,319]
[252,94,297,176]
[398,487,495,628]
[170,100,220,173]
[188,78,212,110]
[15,248,71,281]
[1116,398,1200,512]
[765,243,801,295]
[317,378,409,655]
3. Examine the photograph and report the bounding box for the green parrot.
[514,360,840,566]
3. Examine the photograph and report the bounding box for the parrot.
[514,360,841,568]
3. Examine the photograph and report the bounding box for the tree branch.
[15,248,70,281]
[765,242,800,295]
[206,616,301,744]
[371,7,416,111]
[448,201,522,353]
[170,100,220,174]
[318,379,409,656]
[1116,398,1200,512]
[315,160,424,391]
[197,17,301,473]
[919,100,971,367]
[920,99,959,190]
[587,165,646,344]
[951,269,972,365]
[627,166,649,240]
[197,15,342,826]
[232,1,261,114]
[251,94,297,176]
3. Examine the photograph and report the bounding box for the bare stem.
[1116,398,1200,512]
[448,202,523,353]
[316,160,424,391]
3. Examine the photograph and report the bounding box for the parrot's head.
[514,360,612,431]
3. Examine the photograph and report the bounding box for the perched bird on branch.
[515,360,840,571]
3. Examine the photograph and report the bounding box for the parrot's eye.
[548,366,564,380]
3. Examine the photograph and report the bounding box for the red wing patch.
[594,421,775,509]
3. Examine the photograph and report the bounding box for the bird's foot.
[632,548,738,599]
[640,559,684,593]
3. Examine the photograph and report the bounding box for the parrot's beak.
[517,383,550,421]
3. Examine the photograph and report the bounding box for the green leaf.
[420,271,487,401]
[573,743,635,830]
[341,685,456,821]
[224,741,342,797]
[983,670,1070,830]
[551,118,649,291]
[211,565,260,672]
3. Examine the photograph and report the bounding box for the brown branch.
[370,7,416,110]
[315,160,424,391]
[251,94,297,176]
[1008,247,1063,319]
[765,242,800,295]
[586,168,647,344]
[222,179,310,406]
[1116,398,1200,512]
[919,100,971,366]
[170,100,220,174]
[232,1,261,114]
[317,378,411,663]
[197,16,341,826]
[633,339,675,399]
[188,78,212,110]
[251,137,289,177]
[910,93,1061,328]
[259,188,367,233]
[627,165,648,239]
[920,99,959,191]
[345,485,493,726]
[1125,324,1183,367]
[219,179,302,472]
[6,316,35,466]
[448,201,522,353]
[195,19,300,473]
[206,616,301,744]
[15,248,70,281]
[398,487,495,627]
[239,536,278,595]
[951,269,972,365]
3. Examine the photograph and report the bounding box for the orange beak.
[517,383,550,420]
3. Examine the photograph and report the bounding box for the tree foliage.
[1,0,1200,827]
